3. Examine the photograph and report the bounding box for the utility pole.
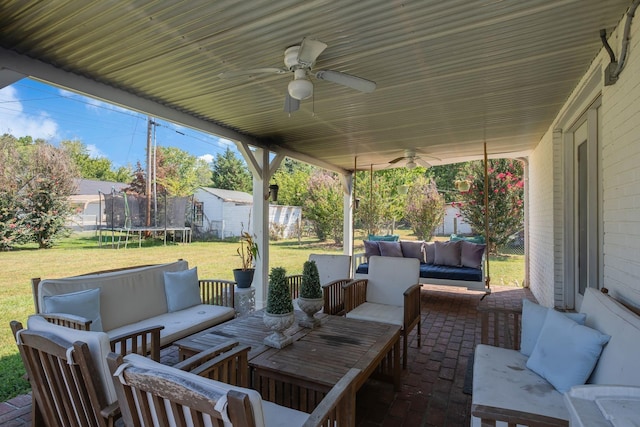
[146,116,153,227]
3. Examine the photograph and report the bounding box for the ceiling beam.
[0,47,262,148]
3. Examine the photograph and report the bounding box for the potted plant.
[233,231,259,288]
[298,260,324,328]
[263,266,295,348]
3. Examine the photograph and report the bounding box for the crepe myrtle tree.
[21,143,77,248]
[405,177,445,241]
[452,158,524,252]
[306,170,343,244]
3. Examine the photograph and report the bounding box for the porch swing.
[352,144,491,295]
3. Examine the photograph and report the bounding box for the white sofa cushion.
[346,302,404,327]
[366,256,419,307]
[38,260,188,331]
[526,309,610,393]
[580,288,640,386]
[164,267,201,312]
[520,298,586,356]
[26,314,117,405]
[122,354,310,427]
[308,254,351,286]
[43,288,104,332]
[473,344,569,422]
[108,303,236,348]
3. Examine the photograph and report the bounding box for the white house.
[68,179,128,231]
[194,187,301,239]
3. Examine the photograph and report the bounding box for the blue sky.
[0,78,236,168]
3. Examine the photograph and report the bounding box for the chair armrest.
[39,313,93,331]
[286,274,303,300]
[403,284,422,328]
[99,401,121,425]
[109,325,164,362]
[471,403,568,427]
[303,368,360,427]
[323,278,351,315]
[199,279,235,308]
[175,341,250,388]
[343,279,368,313]
[476,305,522,350]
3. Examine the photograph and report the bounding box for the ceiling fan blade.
[217,68,287,79]
[388,157,405,164]
[284,93,300,114]
[416,158,432,168]
[297,38,327,66]
[315,70,376,93]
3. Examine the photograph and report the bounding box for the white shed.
[194,188,302,239]
[434,204,472,236]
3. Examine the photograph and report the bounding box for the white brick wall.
[600,14,640,304]
[529,12,640,307]
[528,131,556,307]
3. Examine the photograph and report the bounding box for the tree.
[454,159,524,251]
[430,164,464,202]
[210,147,252,193]
[21,143,77,248]
[306,171,343,243]
[0,135,31,250]
[271,159,314,206]
[156,146,211,196]
[405,177,445,241]
[60,140,132,182]
[123,161,147,194]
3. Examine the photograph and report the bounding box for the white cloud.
[0,86,59,140]
[58,88,132,115]
[86,144,106,158]
[199,153,215,163]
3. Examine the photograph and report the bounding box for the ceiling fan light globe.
[406,160,417,169]
[288,78,313,100]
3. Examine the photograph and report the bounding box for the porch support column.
[341,173,354,260]
[236,142,284,309]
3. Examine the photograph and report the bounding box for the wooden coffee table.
[174,310,401,411]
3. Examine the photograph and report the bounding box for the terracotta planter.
[233,268,255,288]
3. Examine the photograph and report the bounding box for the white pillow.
[43,288,103,332]
[520,298,586,356]
[526,309,610,393]
[164,267,201,312]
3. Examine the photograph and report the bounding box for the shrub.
[300,260,322,299]
[266,267,293,314]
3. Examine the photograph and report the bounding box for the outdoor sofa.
[31,259,236,359]
[472,287,640,426]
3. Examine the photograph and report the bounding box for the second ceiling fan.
[388,149,439,169]
[218,37,376,113]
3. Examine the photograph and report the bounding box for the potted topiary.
[233,230,259,288]
[298,260,324,328]
[263,266,295,348]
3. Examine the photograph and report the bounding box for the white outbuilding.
[194,187,301,239]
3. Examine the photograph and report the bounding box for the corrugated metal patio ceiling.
[0,0,631,170]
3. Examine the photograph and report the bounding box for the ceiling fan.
[388,149,439,169]
[217,37,376,113]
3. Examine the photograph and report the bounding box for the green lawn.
[0,230,523,401]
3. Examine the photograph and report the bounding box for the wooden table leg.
[393,336,401,391]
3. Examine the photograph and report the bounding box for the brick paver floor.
[1,284,531,427]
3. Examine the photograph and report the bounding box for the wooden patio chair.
[342,255,421,368]
[12,315,249,427]
[107,351,360,427]
[11,318,121,427]
[287,253,352,315]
